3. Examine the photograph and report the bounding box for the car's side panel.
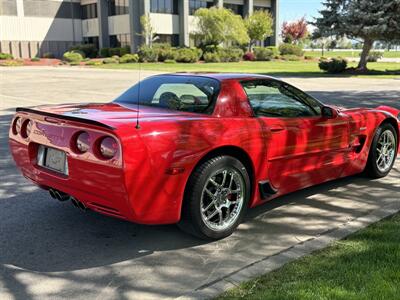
[341,108,399,176]
[260,113,351,195]
[118,116,268,223]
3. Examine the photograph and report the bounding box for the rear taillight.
[21,119,33,138]
[99,137,118,159]
[75,132,90,153]
[12,117,22,135]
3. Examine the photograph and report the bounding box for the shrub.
[100,46,130,58]
[42,52,54,59]
[254,47,277,61]
[138,45,158,62]
[69,61,81,66]
[70,49,85,58]
[193,47,203,59]
[363,51,383,62]
[103,57,119,64]
[100,48,111,58]
[153,43,172,50]
[218,48,243,62]
[304,55,313,60]
[0,53,13,60]
[243,52,255,61]
[175,48,199,63]
[319,57,347,73]
[158,48,177,62]
[204,52,221,63]
[281,54,302,61]
[110,46,130,57]
[70,44,98,58]
[119,54,139,63]
[204,45,219,53]
[164,59,176,64]
[30,57,40,62]
[0,59,23,66]
[279,43,304,56]
[85,60,103,66]
[62,51,83,63]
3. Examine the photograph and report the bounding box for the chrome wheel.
[200,168,245,231]
[376,130,396,173]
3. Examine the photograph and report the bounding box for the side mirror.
[321,106,338,119]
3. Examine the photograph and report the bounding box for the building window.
[224,3,243,16]
[150,0,178,14]
[108,0,129,16]
[254,6,270,12]
[82,3,97,20]
[189,0,211,15]
[0,0,17,16]
[24,0,81,18]
[83,36,99,49]
[109,34,131,48]
[156,34,179,46]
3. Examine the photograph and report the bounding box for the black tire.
[365,123,398,178]
[178,155,251,240]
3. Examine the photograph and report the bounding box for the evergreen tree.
[314,0,400,70]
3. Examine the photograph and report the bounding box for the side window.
[152,83,210,111]
[241,80,320,118]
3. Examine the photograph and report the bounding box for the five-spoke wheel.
[366,123,398,178]
[179,156,250,240]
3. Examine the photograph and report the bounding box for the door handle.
[270,126,285,132]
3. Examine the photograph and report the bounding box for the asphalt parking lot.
[1,67,399,299]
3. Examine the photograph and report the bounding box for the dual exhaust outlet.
[48,188,87,211]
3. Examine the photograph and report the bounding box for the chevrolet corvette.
[9,73,400,239]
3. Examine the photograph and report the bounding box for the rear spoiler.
[16,107,115,130]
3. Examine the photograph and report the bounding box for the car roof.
[159,72,281,82]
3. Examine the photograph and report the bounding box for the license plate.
[37,145,68,175]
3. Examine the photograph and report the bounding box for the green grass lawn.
[216,213,400,300]
[305,50,400,58]
[96,60,400,78]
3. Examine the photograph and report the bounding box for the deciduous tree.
[281,17,309,44]
[194,7,249,47]
[245,10,273,51]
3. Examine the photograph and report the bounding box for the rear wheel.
[365,123,398,178]
[179,156,251,240]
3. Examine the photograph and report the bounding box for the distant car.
[9,73,400,239]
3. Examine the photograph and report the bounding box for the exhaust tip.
[54,190,70,202]
[70,197,86,211]
[49,189,56,199]
[70,197,79,208]
[77,200,87,211]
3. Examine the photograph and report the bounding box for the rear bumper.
[9,138,133,220]
[9,136,185,224]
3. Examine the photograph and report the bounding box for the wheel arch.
[183,145,256,209]
[380,117,399,146]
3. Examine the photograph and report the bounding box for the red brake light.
[75,132,90,153]
[21,119,33,138]
[99,137,118,159]
[13,117,22,135]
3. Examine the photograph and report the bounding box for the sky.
[279,0,323,23]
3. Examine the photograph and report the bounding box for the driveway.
[1,67,399,299]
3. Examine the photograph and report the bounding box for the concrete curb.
[177,201,400,300]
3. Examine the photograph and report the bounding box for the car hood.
[18,102,209,129]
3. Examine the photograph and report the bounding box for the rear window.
[114,75,220,114]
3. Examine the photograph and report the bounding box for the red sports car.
[9,73,400,239]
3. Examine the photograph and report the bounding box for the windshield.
[113,75,220,114]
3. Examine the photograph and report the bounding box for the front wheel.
[365,123,398,178]
[179,156,251,240]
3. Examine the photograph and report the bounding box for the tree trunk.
[357,39,374,71]
[248,40,253,53]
